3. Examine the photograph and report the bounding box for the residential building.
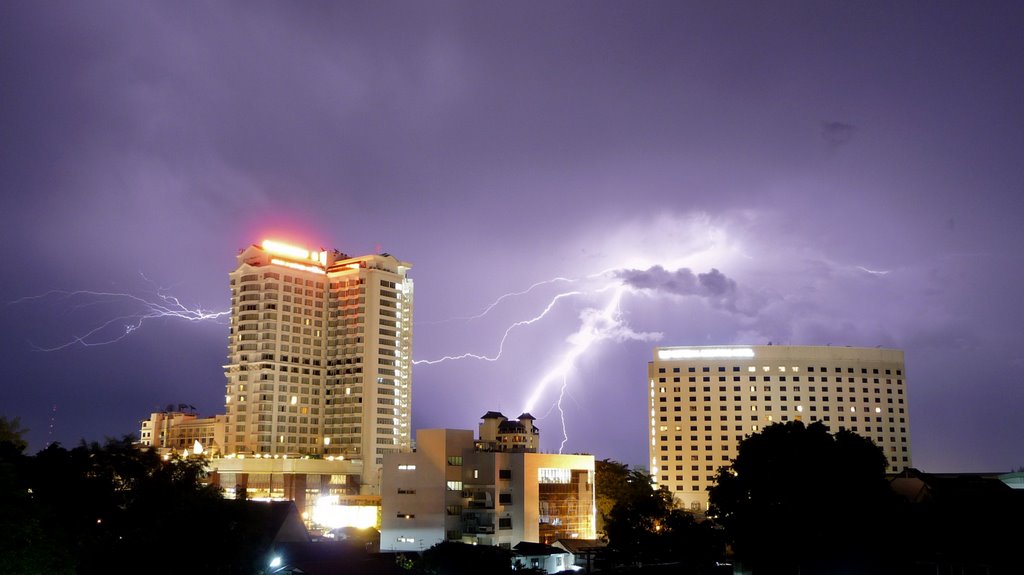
[649,345,911,511]
[224,239,413,490]
[380,412,597,553]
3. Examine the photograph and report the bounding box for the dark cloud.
[615,265,739,309]
[821,121,856,147]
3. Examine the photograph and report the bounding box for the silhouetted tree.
[0,416,74,573]
[595,458,632,534]
[415,541,515,575]
[0,432,277,574]
[0,415,29,452]
[708,421,899,575]
[601,464,725,570]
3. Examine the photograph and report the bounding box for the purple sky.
[2,2,1022,472]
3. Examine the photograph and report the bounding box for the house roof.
[249,500,311,545]
[497,420,527,434]
[513,541,568,556]
[890,468,1019,505]
[481,411,507,420]
[552,539,607,554]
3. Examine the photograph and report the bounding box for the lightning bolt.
[556,374,570,454]
[419,276,578,324]
[416,277,662,453]
[8,281,229,351]
[418,267,622,325]
[522,285,629,413]
[411,290,586,365]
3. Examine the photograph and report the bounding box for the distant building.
[649,345,911,511]
[138,410,226,456]
[380,412,596,553]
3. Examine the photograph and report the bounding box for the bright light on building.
[261,239,321,264]
[312,496,378,529]
[657,347,755,360]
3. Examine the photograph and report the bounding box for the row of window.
[658,375,903,384]
[657,365,902,375]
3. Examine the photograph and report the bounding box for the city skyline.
[2,2,1023,473]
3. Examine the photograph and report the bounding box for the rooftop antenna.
[46,404,58,447]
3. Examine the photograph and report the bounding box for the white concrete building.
[224,239,413,491]
[648,345,911,511]
[381,413,596,552]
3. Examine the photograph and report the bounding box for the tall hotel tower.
[225,239,413,475]
[648,345,910,512]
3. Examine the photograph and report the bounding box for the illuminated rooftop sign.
[657,347,755,360]
[270,258,326,275]
[261,239,327,267]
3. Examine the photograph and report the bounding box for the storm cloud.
[616,265,739,309]
[2,2,1023,473]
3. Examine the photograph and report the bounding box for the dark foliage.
[414,541,515,575]
[708,421,900,574]
[0,434,275,574]
[599,462,725,571]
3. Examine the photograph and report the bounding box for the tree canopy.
[0,415,28,452]
[598,461,724,571]
[413,541,515,575]
[708,421,898,574]
[0,434,275,574]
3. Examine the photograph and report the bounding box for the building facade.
[224,239,414,489]
[648,345,911,511]
[138,410,226,456]
[207,456,375,529]
[380,413,596,552]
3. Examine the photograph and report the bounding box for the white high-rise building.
[648,345,911,511]
[224,239,413,488]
